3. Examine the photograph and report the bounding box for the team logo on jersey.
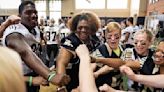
[63,39,73,47]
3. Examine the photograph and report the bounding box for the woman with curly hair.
[56,11,101,91]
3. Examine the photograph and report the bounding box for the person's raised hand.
[75,44,90,58]
[6,15,21,25]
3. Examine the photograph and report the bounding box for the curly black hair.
[68,11,100,34]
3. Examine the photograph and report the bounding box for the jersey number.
[46,31,56,41]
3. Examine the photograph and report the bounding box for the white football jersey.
[2,23,40,46]
[60,28,71,40]
[44,26,60,44]
[2,23,41,74]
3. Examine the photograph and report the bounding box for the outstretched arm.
[94,57,140,70]
[95,58,125,69]
[94,65,113,78]
[120,65,164,88]
[6,33,70,86]
[76,44,98,92]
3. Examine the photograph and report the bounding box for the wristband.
[47,71,56,82]
[29,76,33,86]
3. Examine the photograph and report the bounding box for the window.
[75,0,105,9]
[107,0,128,9]
[35,1,46,11]
[0,0,21,9]
[131,0,140,10]
[50,1,61,11]
[36,0,61,24]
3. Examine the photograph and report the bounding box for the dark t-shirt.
[95,44,124,89]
